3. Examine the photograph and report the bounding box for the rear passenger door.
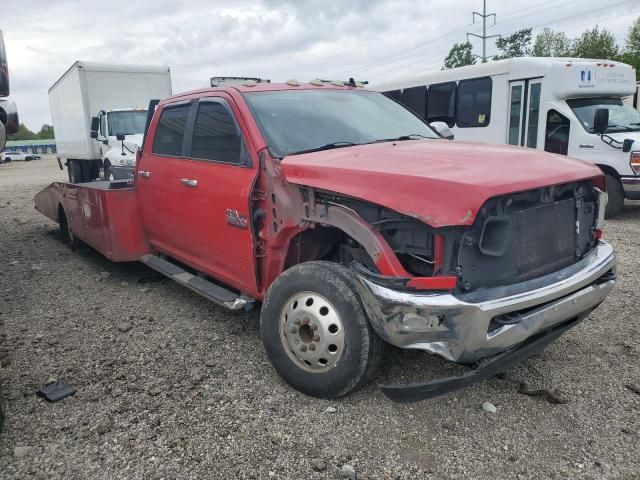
[179,96,259,294]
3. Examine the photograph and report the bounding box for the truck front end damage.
[346,181,616,400]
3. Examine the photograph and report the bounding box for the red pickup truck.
[35,81,616,402]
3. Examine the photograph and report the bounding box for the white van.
[374,57,640,217]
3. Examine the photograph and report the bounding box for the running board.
[139,254,254,310]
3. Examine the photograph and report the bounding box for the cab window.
[152,104,191,156]
[189,101,243,164]
[544,109,570,155]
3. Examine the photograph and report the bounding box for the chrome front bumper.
[355,241,616,364]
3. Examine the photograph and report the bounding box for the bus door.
[507,78,542,149]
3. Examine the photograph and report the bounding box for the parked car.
[1,151,38,162]
[34,81,616,402]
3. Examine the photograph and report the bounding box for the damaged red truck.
[34,81,617,402]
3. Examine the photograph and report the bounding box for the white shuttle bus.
[374,58,640,217]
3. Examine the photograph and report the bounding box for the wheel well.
[283,227,375,272]
[595,164,620,179]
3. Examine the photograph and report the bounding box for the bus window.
[427,82,456,127]
[456,77,491,127]
[545,109,570,155]
[526,82,541,148]
[384,90,402,101]
[508,84,523,145]
[400,85,427,118]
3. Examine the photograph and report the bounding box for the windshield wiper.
[290,141,358,155]
[370,134,429,143]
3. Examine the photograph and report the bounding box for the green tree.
[6,123,37,141]
[493,28,532,60]
[620,16,640,80]
[443,41,476,69]
[532,28,572,57]
[571,26,619,60]
[37,124,54,139]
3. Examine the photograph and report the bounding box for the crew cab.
[34,81,616,402]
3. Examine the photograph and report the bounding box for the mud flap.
[380,317,582,403]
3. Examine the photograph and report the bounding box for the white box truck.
[375,57,640,217]
[49,61,172,183]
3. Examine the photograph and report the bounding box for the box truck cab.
[375,57,640,217]
[90,107,148,180]
[49,61,172,183]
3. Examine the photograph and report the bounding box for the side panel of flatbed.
[34,181,151,261]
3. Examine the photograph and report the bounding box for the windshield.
[107,110,147,136]
[567,97,640,133]
[243,89,439,157]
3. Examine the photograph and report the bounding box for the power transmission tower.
[467,0,500,62]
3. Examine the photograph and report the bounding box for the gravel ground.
[0,157,638,479]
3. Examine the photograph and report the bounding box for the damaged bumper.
[354,241,616,400]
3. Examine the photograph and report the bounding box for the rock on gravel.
[324,406,337,413]
[482,401,497,413]
[341,464,356,479]
[117,322,132,333]
[310,458,326,472]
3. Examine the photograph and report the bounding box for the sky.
[2,0,639,131]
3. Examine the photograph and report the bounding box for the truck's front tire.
[260,261,383,399]
[604,174,624,218]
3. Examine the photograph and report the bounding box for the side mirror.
[430,121,454,140]
[593,108,609,135]
[90,116,100,132]
[90,130,98,139]
[116,133,125,141]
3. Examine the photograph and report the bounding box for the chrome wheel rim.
[279,291,346,373]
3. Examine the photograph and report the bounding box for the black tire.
[4,157,11,163]
[58,206,79,249]
[604,174,624,218]
[260,261,384,399]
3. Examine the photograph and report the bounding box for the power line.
[467,0,500,62]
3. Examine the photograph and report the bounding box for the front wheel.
[604,174,624,218]
[260,261,383,399]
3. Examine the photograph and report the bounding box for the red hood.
[281,140,602,227]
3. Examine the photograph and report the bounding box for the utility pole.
[467,0,500,62]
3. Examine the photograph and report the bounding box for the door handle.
[139,170,151,178]
[181,178,198,187]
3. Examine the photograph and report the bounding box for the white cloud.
[2,0,638,130]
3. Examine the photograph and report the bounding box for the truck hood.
[281,140,603,227]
